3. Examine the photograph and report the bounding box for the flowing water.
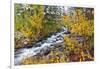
[15,26,68,65]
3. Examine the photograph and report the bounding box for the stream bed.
[15,27,69,65]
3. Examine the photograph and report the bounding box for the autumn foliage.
[15,4,94,65]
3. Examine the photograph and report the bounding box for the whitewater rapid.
[15,27,68,65]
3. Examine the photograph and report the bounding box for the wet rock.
[58,46,64,52]
[34,42,42,47]
[64,31,71,34]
